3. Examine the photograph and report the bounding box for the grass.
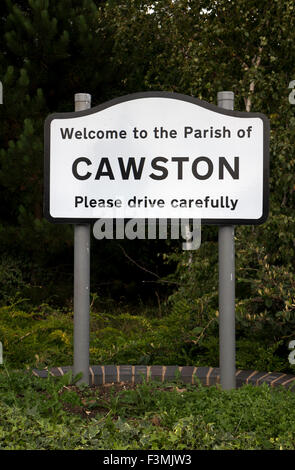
[0,367,295,450]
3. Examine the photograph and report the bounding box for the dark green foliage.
[0,368,295,449]
[0,0,294,378]
[0,302,294,374]
[0,0,117,261]
[0,303,73,368]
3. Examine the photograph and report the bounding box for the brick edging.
[31,365,295,390]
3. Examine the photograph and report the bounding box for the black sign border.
[44,91,269,226]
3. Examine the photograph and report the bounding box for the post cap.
[74,93,91,103]
[217,91,234,110]
[217,91,234,100]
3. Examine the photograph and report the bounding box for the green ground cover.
[0,368,294,450]
[0,301,294,450]
[0,301,293,374]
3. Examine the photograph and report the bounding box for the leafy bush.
[0,304,73,368]
[0,255,28,303]
[160,222,295,373]
[0,302,294,374]
[0,370,295,450]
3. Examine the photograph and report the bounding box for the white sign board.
[44,92,269,224]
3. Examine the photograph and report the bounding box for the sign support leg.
[217,91,236,390]
[73,93,91,385]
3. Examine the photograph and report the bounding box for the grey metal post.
[217,91,236,390]
[73,93,91,385]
